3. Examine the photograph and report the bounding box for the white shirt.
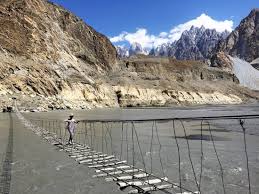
[65,119,77,133]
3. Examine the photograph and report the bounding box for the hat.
[69,113,74,117]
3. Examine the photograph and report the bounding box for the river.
[21,104,259,194]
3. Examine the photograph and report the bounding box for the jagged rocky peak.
[116,25,229,59]
[116,45,129,58]
[116,42,149,58]
[149,26,229,60]
[172,26,229,60]
[0,0,117,70]
[182,25,206,41]
[129,42,149,56]
[216,8,259,62]
[149,43,173,57]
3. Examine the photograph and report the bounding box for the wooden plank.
[70,154,84,158]
[78,155,108,164]
[81,154,107,159]
[66,148,90,152]
[117,165,131,169]
[81,155,115,164]
[75,146,90,150]
[75,153,104,161]
[134,173,149,178]
[69,151,98,157]
[93,155,115,160]
[88,160,127,168]
[95,165,131,173]
[128,184,173,193]
[93,171,123,178]
[117,178,168,187]
[86,158,117,165]
[105,173,148,182]
[64,149,80,152]
[105,176,132,182]
[93,169,140,178]
[69,150,99,156]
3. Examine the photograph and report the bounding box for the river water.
[25,104,259,194]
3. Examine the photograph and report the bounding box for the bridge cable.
[180,120,200,192]
[132,123,149,184]
[154,121,166,183]
[199,120,204,193]
[120,122,124,161]
[171,120,182,193]
[239,119,251,194]
[207,121,226,194]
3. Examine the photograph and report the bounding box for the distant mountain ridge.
[116,42,149,58]
[116,26,229,60]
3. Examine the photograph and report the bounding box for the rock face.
[116,45,129,58]
[216,9,259,62]
[0,0,117,70]
[0,0,118,109]
[114,85,243,107]
[251,58,259,70]
[149,43,173,57]
[210,52,234,72]
[110,56,257,107]
[129,42,149,56]
[168,26,229,60]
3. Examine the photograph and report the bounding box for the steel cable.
[199,120,204,193]
[180,120,200,192]
[207,121,226,194]
[154,121,166,180]
[172,120,182,193]
[239,119,251,194]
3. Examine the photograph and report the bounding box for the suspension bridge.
[14,104,259,194]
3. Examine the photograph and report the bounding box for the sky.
[50,0,258,49]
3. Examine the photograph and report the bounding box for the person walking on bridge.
[64,113,79,145]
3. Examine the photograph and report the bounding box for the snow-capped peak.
[115,26,230,59]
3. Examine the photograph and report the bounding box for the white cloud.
[169,13,233,41]
[159,32,168,38]
[110,32,127,42]
[110,28,170,48]
[110,13,233,49]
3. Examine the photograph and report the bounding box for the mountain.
[216,9,259,62]
[129,42,149,56]
[116,45,129,58]
[117,26,229,60]
[0,0,117,109]
[116,42,149,58]
[151,26,229,60]
[149,43,173,57]
[0,0,117,69]
[211,9,259,91]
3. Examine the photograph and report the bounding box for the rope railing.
[14,103,258,194]
[76,114,259,122]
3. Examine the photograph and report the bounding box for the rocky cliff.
[0,0,117,69]
[216,9,259,62]
[0,0,258,111]
[0,0,117,109]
